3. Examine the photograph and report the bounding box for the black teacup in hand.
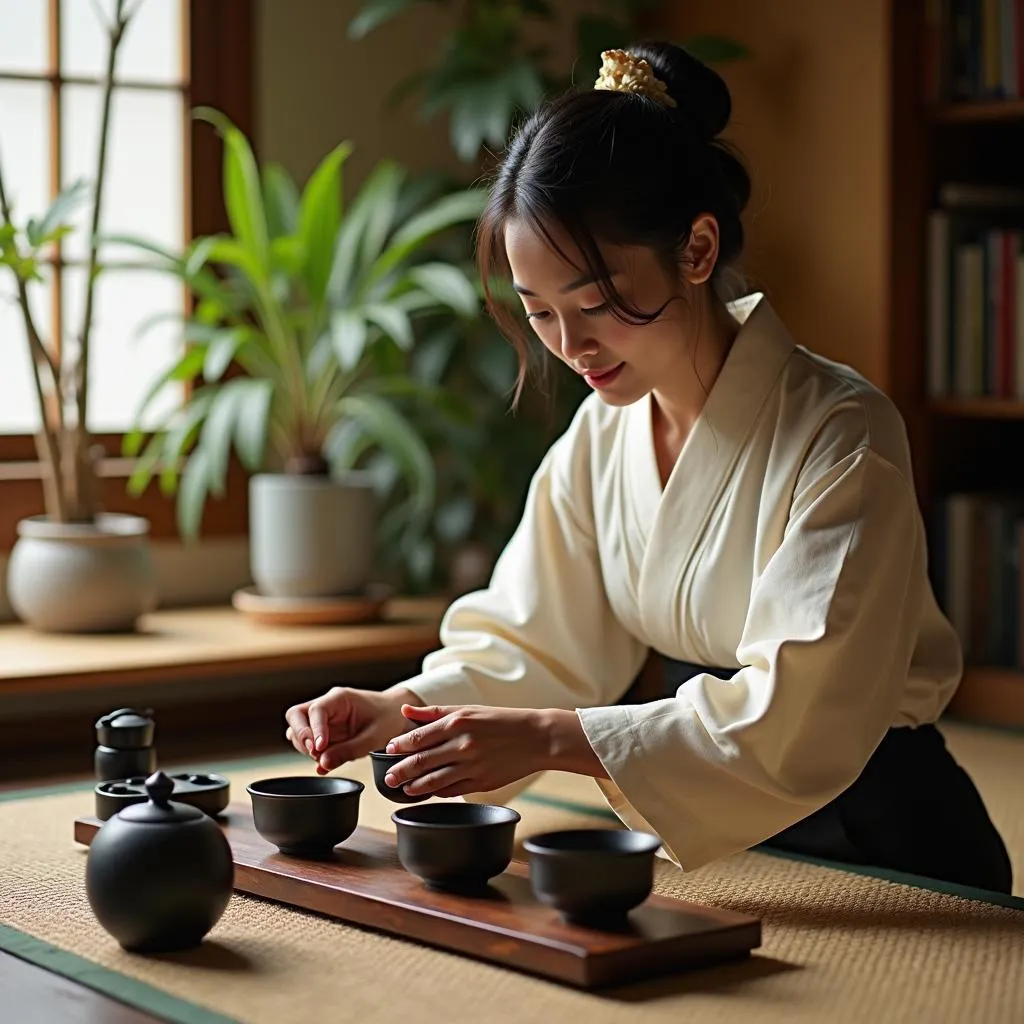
[370,749,429,804]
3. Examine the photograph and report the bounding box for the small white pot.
[249,472,376,598]
[7,513,159,633]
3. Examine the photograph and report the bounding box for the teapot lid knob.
[145,771,174,808]
[118,771,203,824]
[94,707,155,750]
[97,707,153,728]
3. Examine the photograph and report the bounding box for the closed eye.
[525,310,551,321]
[582,303,609,317]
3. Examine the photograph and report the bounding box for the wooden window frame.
[0,0,254,549]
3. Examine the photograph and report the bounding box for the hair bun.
[628,40,731,141]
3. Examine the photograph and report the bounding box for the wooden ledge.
[0,598,446,697]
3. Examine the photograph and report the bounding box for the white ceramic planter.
[249,472,376,598]
[7,513,159,633]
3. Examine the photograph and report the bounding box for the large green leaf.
[199,381,247,497]
[123,344,208,456]
[126,432,166,496]
[347,0,419,39]
[371,188,487,283]
[393,170,453,226]
[194,107,269,271]
[391,289,445,315]
[364,303,413,350]
[263,163,301,238]
[411,323,460,384]
[231,378,274,471]
[450,87,511,163]
[358,160,405,273]
[363,449,401,496]
[0,251,42,281]
[298,140,353,305]
[406,262,479,316]
[270,237,305,282]
[504,59,546,113]
[330,309,368,372]
[324,416,377,471]
[421,62,488,120]
[327,161,401,304]
[359,373,473,423]
[177,447,212,541]
[336,392,435,517]
[448,63,540,162]
[203,326,252,382]
[25,178,90,248]
[100,233,182,268]
[114,236,251,317]
[183,235,222,279]
[203,236,266,289]
[161,388,217,471]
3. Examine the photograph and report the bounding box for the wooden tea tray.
[74,804,761,989]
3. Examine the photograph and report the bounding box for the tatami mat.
[0,719,1022,1024]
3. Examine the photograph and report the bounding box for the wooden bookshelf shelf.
[929,398,1024,419]
[903,2,1024,729]
[947,666,1024,729]
[933,99,1024,123]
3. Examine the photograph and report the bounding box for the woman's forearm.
[537,709,610,779]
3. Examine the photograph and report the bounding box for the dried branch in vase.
[0,0,135,524]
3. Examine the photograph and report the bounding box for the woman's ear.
[680,214,720,286]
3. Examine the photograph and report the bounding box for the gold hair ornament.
[593,49,677,108]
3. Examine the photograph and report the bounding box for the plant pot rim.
[250,470,375,488]
[16,512,152,542]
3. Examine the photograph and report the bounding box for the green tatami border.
[0,924,241,1024]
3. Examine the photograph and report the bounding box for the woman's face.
[503,217,712,406]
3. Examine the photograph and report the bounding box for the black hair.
[476,41,752,403]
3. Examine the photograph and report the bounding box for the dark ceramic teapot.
[85,771,235,953]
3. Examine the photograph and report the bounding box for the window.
[0,0,253,544]
[1,0,186,434]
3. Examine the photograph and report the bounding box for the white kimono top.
[400,293,963,871]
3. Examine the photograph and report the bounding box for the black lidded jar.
[94,707,157,782]
[85,771,234,952]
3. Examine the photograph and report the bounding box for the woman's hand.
[382,703,609,798]
[284,686,423,775]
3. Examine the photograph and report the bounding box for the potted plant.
[116,110,486,601]
[348,0,747,164]
[0,0,158,633]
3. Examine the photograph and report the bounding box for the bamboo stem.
[0,161,62,394]
[0,148,67,521]
[68,0,130,520]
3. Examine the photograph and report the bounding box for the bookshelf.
[933,98,1024,122]
[893,0,1024,729]
[931,397,1024,417]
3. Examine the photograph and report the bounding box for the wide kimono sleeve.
[397,400,648,728]
[577,440,935,871]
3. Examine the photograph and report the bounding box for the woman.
[285,43,1012,893]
